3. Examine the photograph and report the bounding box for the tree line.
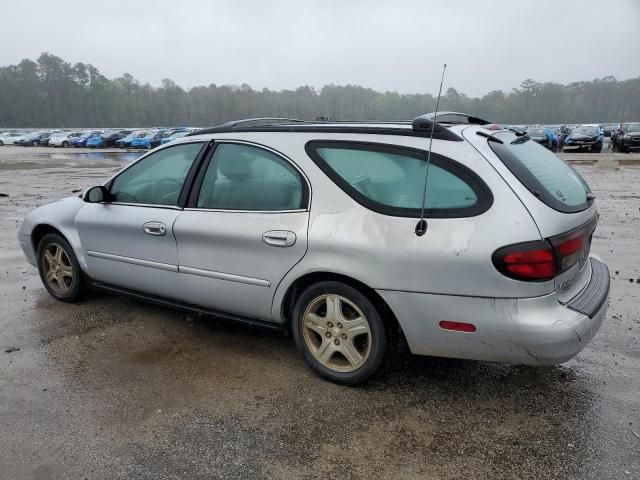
[0,53,638,128]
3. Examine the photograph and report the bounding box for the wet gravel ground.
[0,146,639,479]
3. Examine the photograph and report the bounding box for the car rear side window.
[489,132,591,213]
[306,141,492,218]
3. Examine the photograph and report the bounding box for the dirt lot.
[0,146,639,479]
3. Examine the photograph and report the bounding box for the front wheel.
[37,233,88,302]
[62,141,69,147]
[292,281,388,385]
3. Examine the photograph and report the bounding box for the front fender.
[19,196,88,270]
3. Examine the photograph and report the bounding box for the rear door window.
[306,141,492,218]
[489,132,591,212]
[196,143,306,211]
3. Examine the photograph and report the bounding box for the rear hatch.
[462,127,599,298]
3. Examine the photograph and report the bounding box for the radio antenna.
[415,63,447,237]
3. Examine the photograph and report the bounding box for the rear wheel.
[292,281,388,385]
[0,140,4,146]
[62,141,69,147]
[37,233,87,302]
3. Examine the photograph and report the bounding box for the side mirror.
[84,185,109,203]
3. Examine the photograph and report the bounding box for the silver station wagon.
[19,113,610,384]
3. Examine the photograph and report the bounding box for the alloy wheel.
[41,243,73,295]
[302,294,372,372]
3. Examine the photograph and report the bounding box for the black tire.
[62,141,69,147]
[32,140,38,146]
[37,233,88,302]
[291,281,388,385]
[0,140,4,146]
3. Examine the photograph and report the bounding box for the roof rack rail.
[417,111,491,125]
[186,117,306,136]
[411,114,465,141]
[218,117,306,129]
[188,116,464,141]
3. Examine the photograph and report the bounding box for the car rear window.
[489,131,591,213]
[306,141,492,218]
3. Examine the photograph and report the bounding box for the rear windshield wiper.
[507,127,527,136]
[476,130,504,144]
[511,135,531,145]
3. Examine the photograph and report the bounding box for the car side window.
[306,141,492,218]
[197,143,305,211]
[110,142,204,206]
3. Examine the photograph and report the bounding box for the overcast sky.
[2,0,639,97]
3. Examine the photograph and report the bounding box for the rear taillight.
[556,235,585,271]
[493,240,556,281]
[493,217,597,282]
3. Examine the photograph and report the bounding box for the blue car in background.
[562,125,603,153]
[116,130,147,149]
[130,130,160,149]
[160,129,195,145]
[86,130,133,148]
[86,135,105,149]
[72,131,103,148]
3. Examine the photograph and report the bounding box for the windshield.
[489,132,591,213]
[528,128,545,136]
[572,127,598,136]
[625,123,640,132]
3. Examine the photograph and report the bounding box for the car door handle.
[262,230,296,248]
[143,221,166,236]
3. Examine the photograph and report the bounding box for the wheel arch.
[278,271,407,348]
[31,223,66,252]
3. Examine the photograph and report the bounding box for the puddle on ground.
[0,150,144,170]
[30,151,143,162]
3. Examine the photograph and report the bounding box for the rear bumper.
[378,257,609,365]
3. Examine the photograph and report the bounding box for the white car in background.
[0,131,24,145]
[49,131,83,147]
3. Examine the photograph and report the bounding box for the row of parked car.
[0,127,199,149]
[508,122,640,153]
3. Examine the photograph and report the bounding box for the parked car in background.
[38,131,63,147]
[15,131,52,146]
[18,113,609,385]
[526,127,553,149]
[618,122,640,153]
[563,126,603,152]
[130,130,160,149]
[116,130,147,149]
[601,124,617,137]
[160,129,195,145]
[49,131,83,147]
[149,130,174,149]
[71,130,103,148]
[0,131,23,145]
[86,130,133,148]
